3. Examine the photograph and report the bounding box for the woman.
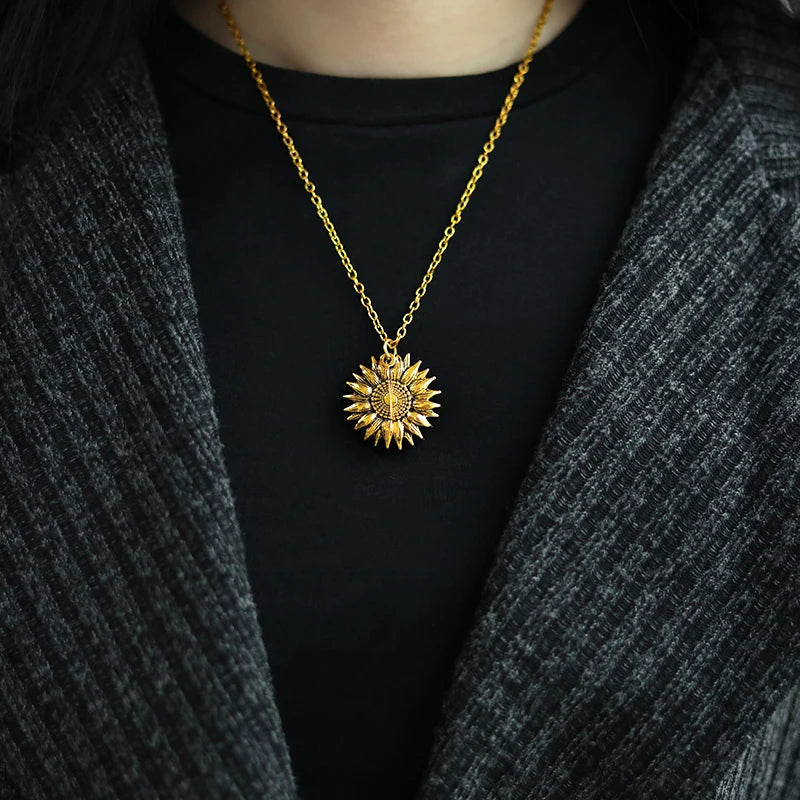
[0,0,798,797]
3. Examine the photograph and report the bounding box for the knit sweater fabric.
[0,0,798,798]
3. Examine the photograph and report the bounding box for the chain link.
[216,0,556,354]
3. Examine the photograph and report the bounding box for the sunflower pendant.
[343,352,442,449]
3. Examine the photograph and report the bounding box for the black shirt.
[143,3,696,797]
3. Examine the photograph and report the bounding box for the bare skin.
[170,0,588,78]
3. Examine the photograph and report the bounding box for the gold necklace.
[216,0,556,449]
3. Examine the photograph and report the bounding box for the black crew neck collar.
[145,0,628,125]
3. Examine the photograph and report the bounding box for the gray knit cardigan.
[0,0,799,797]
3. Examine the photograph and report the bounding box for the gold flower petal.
[381,419,394,448]
[354,412,378,430]
[401,360,423,385]
[344,400,371,413]
[404,421,424,439]
[363,417,383,440]
[392,420,404,449]
[379,359,394,381]
[410,377,436,394]
[359,365,380,386]
[407,411,432,427]
[412,399,440,412]
[347,379,371,395]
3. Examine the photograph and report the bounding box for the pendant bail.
[382,338,398,363]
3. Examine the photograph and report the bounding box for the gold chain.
[215,0,556,357]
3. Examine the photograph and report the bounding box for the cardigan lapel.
[0,38,298,800]
[1,1,798,799]
[416,4,800,799]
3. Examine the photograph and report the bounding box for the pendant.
[343,352,442,449]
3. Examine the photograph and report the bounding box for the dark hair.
[0,0,166,170]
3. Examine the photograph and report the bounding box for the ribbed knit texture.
[0,0,798,798]
[716,685,800,799]
[415,2,800,798]
[0,34,295,800]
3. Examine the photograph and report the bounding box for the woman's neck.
[169,0,587,78]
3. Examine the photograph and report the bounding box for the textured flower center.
[372,379,412,420]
